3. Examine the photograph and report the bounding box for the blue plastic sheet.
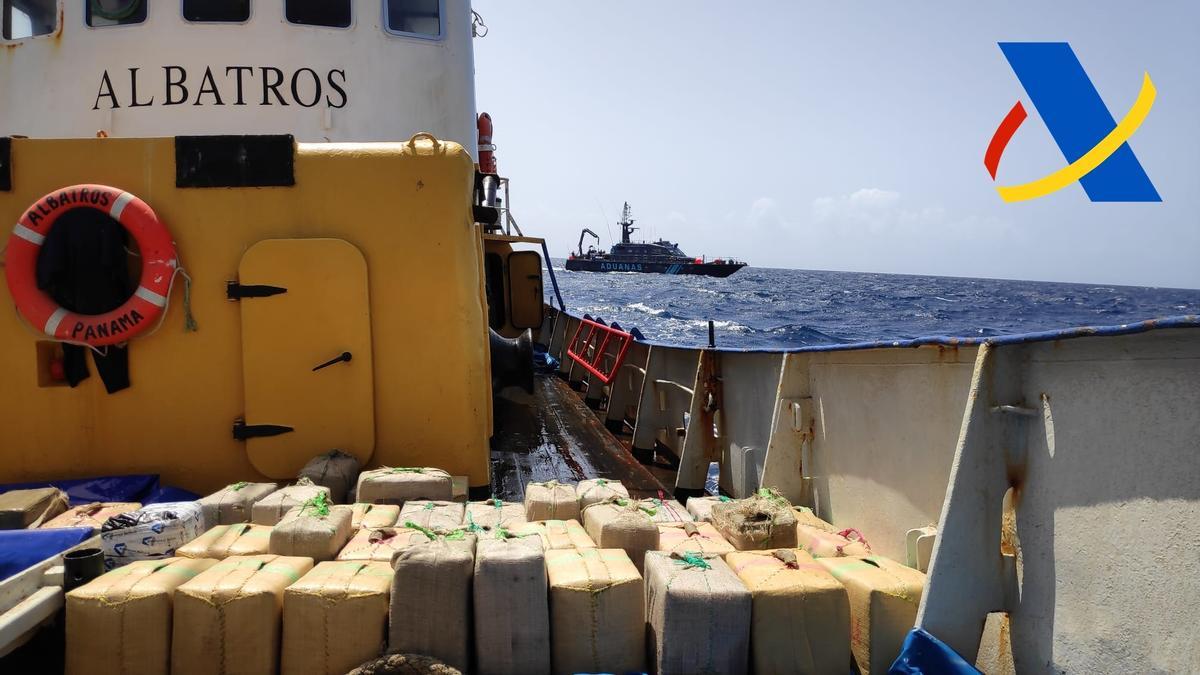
[0,527,94,582]
[890,628,981,674]
[0,475,197,506]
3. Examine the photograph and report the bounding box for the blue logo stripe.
[999,42,1159,202]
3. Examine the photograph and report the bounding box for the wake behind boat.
[566,203,746,277]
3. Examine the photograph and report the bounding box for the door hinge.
[226,281,288,300]
[232,419,295,441]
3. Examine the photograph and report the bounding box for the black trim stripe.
[175,135,295,188]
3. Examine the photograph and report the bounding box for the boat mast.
[619,202,638,244]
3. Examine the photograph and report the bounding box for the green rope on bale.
[674,553,712,570]
[403,521,439,541]
[492,496,503,508]
[757,487,790,506]
[423,502,436,510]
[301,492,331,517]
[719,496,732,502]
[229,481,249,491]
[444,528,467,541]
[464,512,484,534]
[388,467,426,474]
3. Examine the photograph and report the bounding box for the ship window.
[385,0,441,38]
[2,0,56,40]
[183,0,249,23]
[87,0,147,27]
[287,0,350,28]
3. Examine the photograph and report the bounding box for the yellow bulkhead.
[0,135,492,493]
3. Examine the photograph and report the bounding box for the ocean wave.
[627,302,665,316]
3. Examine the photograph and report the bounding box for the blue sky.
[473,2,1199,288]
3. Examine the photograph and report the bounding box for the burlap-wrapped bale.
[581,500,659,571]
[41,502,141,530]
[66,557,218,675]
[546,548,645,675]
[269,501,353,563]
[347,653,462,675]
[728,549,851,674]
[474,533,550,675]
[575,478,629,510]
[352,503,401,529]
[657,522,735,556]
[390,534,477,672]
[399,501,465,531]
[171,555,314,675]
[0,487,69,529]
[793,506,838,533]
[523,480,579,521]
[177,523,273,559]
[299,449,361,503]
[644,551,751,675]
[711,489,798,551]
[509,519,595,550]
[464,499,526,530]
[797,524,872,558]
[283,561,392,675]
[356,468,453,505]
[817,556,925,675]
[337,526,440,563]
[252,480,331,526]
[101,502,205,570]
[684,495,731,523]
[639,497,693,523]
[198,481,277,526]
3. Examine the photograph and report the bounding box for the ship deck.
[489,375,670,501]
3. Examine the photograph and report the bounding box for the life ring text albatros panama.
[5,185,177,347]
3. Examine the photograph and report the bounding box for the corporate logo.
[985,42,1160,202]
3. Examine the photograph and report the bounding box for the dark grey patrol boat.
[565,203,747,277]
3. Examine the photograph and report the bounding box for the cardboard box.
[66,557,218,675]
[546,548,644,675]
[282,561,392,675]
[171,555,313,675]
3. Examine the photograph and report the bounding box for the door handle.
[312,351,352,372]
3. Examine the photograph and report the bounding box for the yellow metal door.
[508,251,544,330]
[238,239,374,478]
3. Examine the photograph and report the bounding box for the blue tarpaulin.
[890,628,981,674]
[0,527,94,582]
[0,474,198,506]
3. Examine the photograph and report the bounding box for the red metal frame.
[566,317,634,385]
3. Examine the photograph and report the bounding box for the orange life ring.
[5,184,177,347]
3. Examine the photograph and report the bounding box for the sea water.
[549,264,1200,349]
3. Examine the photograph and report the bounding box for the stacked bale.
[66,558,218,675]
[177,523,273,559]
[684,495,731,523]
[0,487,69,528]
[282,561,393,675]
[509,519,596,550]
[474,531,550,675]
[171,555,314,675]
[793,507,872,558]
[639,498,693,523]
[351,503,401,530]
[817,556,926,675]
[523,480,579,521]
[656,522,735,556]
[399,501,465,531]
[575,478,629,510]
[252,479,331,526]
[390,532,477,672]
[101,502,205,570]
[356,468,453,505]
[347,653,462,675]
[199,482,277,526]
[581,499,659,571]
[711,489,798,550]
[546,548,645,674]
[269,496,353,563]
[464,499,526,530]
[41,502,141,530]
[644,551,751,675]
[728,549,851,673]
[299,450,361,503]
[337,526,446,563]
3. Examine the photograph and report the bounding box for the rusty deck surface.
[490,375,670,501]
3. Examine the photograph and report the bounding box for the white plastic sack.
[100,501,205,570]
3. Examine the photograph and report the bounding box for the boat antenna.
[620,202,638,244]
[596,199,613,245]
